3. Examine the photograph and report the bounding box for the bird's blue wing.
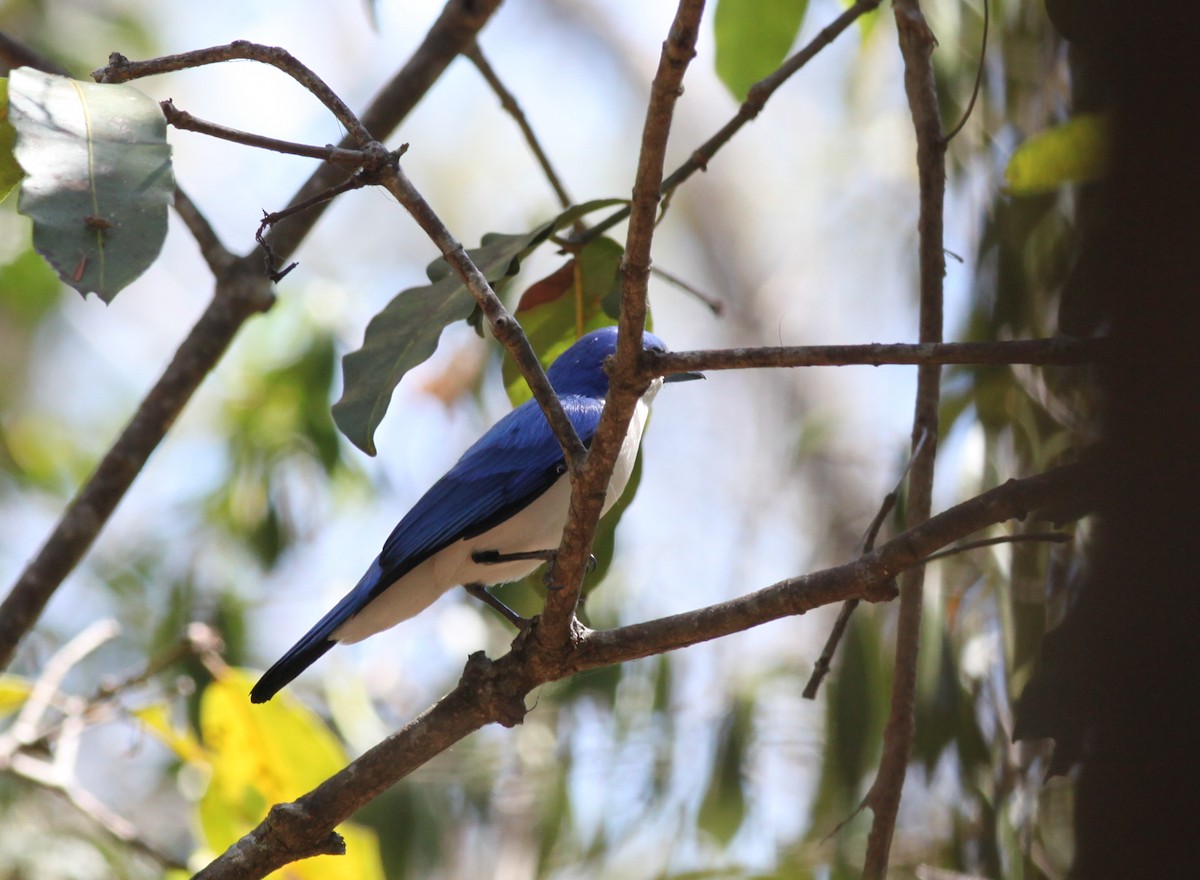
[249,396,602,703]
[373,394,603,593]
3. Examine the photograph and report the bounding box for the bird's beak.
[664,370,704,383]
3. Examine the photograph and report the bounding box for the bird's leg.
[462,582,528,629]
[472,549,598,591]
[471,549,557,565]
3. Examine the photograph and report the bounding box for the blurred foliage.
[1005,113,1110,194]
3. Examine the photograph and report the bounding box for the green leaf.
[714,0,809,102]
[0,80,25,202]
[1004,113,1110,195]
[502,235,626,406]
[333,199,624,455]
[8,68,173,302]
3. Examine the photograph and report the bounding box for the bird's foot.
[463,582,529,630]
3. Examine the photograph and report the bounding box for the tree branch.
[863,0,947,875]
[539,0,706,646]
[464,41,575,211]
[191,461,1091,880]
[159,99,374,165]
[92,41,374,145]
[642,337,1104,376]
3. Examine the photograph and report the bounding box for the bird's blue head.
[545,327,669,399]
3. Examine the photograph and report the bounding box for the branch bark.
[539,0,707,645]
[643,337,1103,376]
[863,0,947,875]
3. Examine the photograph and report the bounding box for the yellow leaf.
[1005,113,1111,195]
[197,668,383,880]
[0,674,32,717]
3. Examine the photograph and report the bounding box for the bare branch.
[943,0,989,144]
[0,267,275,672]
[540,0,706,645]
[173,186,236,275]
[160,100,374,165]
[465,41,575,211]
[92,41,374,146]
[643,337,1104,376]
[803,431,928,700]
[864,0,948,874]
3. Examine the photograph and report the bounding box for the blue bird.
[250,327,699,703]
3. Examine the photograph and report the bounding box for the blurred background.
[0,0,1085,877]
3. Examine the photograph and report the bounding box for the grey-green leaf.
[714,0,809,102]
[332,199,626,455]
[8,67,173,302]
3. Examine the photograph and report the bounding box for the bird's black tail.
[249,636,337,703]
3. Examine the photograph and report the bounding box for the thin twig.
[0,620,185,869]
[93,41,374,146]
[863,0,947,874]
[262,0,507,265]
[650,264,724,315]
[921,531,1070,563]
[254,166,397,280]
[4,620,119,749]
[803,431,929,699]
[464,41,575,211]
[942,0,989,144]
[160,100,374,165]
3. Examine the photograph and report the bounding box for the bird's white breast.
[332,390,657,644]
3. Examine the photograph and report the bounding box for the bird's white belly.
[333,396,651,644]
